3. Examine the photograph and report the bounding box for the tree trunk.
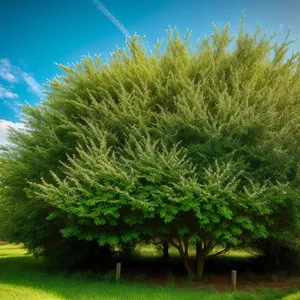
[162,241,170,259]
[169,237,195,279]
[183,255,194,278]
[195,242,206,281]
[196,254,205,281]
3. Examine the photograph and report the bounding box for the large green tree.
[1,17,300,280]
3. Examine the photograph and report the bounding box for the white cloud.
[2,73,16,82]
[0,58,18,83]
[2,99,20,114]
[279,24,284,31]
[0,58,43,113]
[0,119,24,145]
[21,71,43,97]
[0,84,20,115]
[0,85,19,99]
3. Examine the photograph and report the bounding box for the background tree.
[1,16,300,280]
[150,238,170,259]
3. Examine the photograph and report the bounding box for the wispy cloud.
[279,24,284,31]
[0,85,19,99]
[0,58,43,113]
[0,83,20,115]
[21,71,43,97]
[2,99,20,114]
[92,0,131,38]
[0,119,24,145]
[0,58,18,83]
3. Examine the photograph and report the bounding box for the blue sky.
[1,0,300,144]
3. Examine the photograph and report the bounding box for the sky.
[1,0,300,144]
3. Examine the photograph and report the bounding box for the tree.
[0,105,114,268]
[1,16,300,280]
[250,185,300,273]
[151,238,170,259]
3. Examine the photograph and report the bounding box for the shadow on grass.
[119,252,265,278]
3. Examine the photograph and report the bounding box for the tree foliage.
[1,17,300,279]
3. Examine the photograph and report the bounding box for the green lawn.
[0,243,299,300]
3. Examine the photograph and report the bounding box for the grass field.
[0,243,299,300]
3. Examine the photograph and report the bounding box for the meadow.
[0,242,299,300]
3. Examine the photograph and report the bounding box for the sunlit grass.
[282,292,300,300]
[218,248,256,258]
[135,243,256,259]
[0,243,27,257]
[0,284,64,300]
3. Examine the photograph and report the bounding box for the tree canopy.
[1,17,300,280]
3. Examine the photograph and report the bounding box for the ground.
[0,242,299,300]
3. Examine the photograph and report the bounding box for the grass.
[282,292,300,300]
[0,243,299,300]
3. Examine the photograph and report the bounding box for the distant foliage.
[1,15,300,279]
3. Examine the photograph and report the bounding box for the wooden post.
[116,263,121,282]
[231,270,237,291]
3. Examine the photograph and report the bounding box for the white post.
[231,270,237,291]
[116,262,121,282]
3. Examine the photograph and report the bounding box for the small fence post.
[116,263,121,282]
[231,270,237,291]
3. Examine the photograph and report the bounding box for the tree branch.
[210,246,231,257]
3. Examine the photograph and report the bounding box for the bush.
[253,237,300,274]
